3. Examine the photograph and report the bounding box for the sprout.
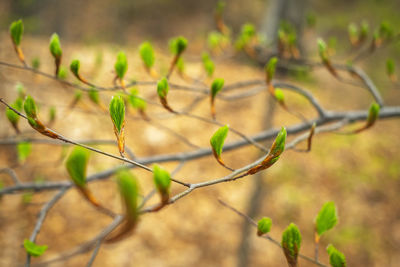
[65,146,90,188]
[70,59,80,78]
[23,239,48,257]
[10,19,24,46]
[274,88,285,104]
[281,223,302,267]
[153,164,171,204]
[31,57,40,70]
[257,217,272,236]
[49,33,62,59]
[211,78,224,100]
[327,244,346,267]
[386,59,395,78]
[170,36,188,55]
[367,102,380,127]
[88,88,100,105]
[315,201,338,241]
[49,106,56,122]
[114,51,128,79]
[23,95,37,119]
[116,169,139,222]
[157,77,169,99]
[210,125,229,160]
[139,42,155,69]
[129,89,147,111]
[317,38,328,62]
[109,96,125,134]
[202,52,215,77]
[265,57,278,84]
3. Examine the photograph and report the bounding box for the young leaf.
[257,217,272,236]
[327,244,346,267]
[274,88,285,104]
[315,201,338,238]
[70,59,80,77]
[153,164,171,200]
[88,88,100,105]
[23,239,48,257]
[318,38,328,62]
[211,78,224,100]
[109,96,125,134]
[247,127,286,175]
[65,146,90,188]
[23,95,38,119]
[129,89,147,111]
[114,51,128,79]
[139,42,155,69]
[6,103,21,125]
[281,223,302,267]
[17,141,32,163]
[367,102,380,126]
[210,125,229,159]
[10,19,24,46]
[157,77,169,98]
[171,36,188,55]
[116,169,139,221]
[49,33,62,58]
[265,57,278,84]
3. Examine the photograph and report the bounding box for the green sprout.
[210,125,229,160]
[116,169,139,222]
[211,78,224,100]
[367,102,380,127]
[65,146,90,188]
[139,42,155,69]
[265,57,278,84]
[114,51,128,79]
[170,36,188,55]
[10,19,24,46]
[23,239,48,257]
[315,201,338,240]
[386,59,395,77]
[157,77,169,99]
[49,33,62,59]
[327,244,346,267]
[281,223,302,267]
[31,57,40,70]
[70,59,80,78]
[88,88,100,105]
[257,217,272,236]
[274,88,285,104]
[317,38,328,62]
[202,52,215,77]
[109,96,125,134]
[129,89,147,111]
[23,95,38,119]
[153,164,171,204]
[17,141,32,163]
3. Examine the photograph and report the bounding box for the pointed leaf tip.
[315,201,338,237]
[210,125,229,158]
[109,96,125,134]
[49,33,62,58]
[10,19,24,46]
[211,78,225,99]
[66,146,90,187]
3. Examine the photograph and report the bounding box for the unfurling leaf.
[115,51,128,79]
[129,89,147,111]
[170,36,188,55]
[88,88,100,105]
[109,96,126,155]
[17,141,31,163]
[367,102,380,127]
[281,223,302,267]
[202,52,215,77]
[66,146,90,188]
[139,42,155,69]
[257,217,272,236]
[70,59,80,78]
[327,244,346,267]
[157,77,169,98]
[10,19,24,46]
[109,96,125,134]
[317,38,328,62]
[49,33,62,59]
[274,88,285,104]
[211,78,224,100]
[210,125,229,160]
[265,57,278,84]
[116,169,139,222]
[153,164,171,204]
[23,239,48,257]
[247,127,286,175]
[6,100,22,132]
[23,95,38,119]
[315,201,338,240]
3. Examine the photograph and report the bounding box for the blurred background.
[0,0,400,266]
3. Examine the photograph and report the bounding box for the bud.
[23,95,37,119]
[129,88,147,111]
[109,96,126,155]
[88,88,100,105]
[49,33,62,59]
[265,57,278,84]
[274,88,285,104]
[174,36,188,55]
[386,59,395,80]
[367,102,380,127]
[17,141,31,163]
[114,51,128,79]
[327,244,346,267]
[202,52,215,77]
[139,42,155,69]
[257,217,272,236]
[23,239,47,257]
[317,38,328,62]
[116,169,139,222]
[281,223,302,267]
[210,125,229,167]
[70,59,80,78]
[157,77,169,98]
[211,78,224,100]
[10,19,24,46]
[153,164,171,204]
[66,146,90,188]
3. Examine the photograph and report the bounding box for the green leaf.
[70,59,80,77]
[65,146,90,187]
[210,125,229,157]
[23,95,37,119]
[202,52,215,77]
[157,77,169,98]
[17,142,32,163]
[270,127,286,157]
[129,89,147,110]
[170,36,188,55]
[153,164,171,194]
[315,201,338,236]
[265,57,278,82]
[49,33,62,58]
[114,51,128,79]
[10,19,24,46]
[109,95,125,133]
[31,57,40,70]
[257,217,272,235]
[367,102,380,126]
[23,239,48,257]
[281,223,302,262]
[116,169,139,220]
[386,59,395,76]
[139,42,155,68]
[211,78,224,100]
[327,244,346,267]
[6,103,20,124]
[49,106,56,121]
[274,88,285,103]
[88,88,99,104]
